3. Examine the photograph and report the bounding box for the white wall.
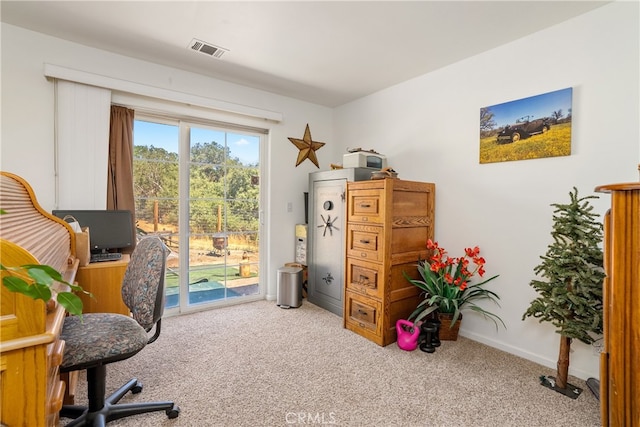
[0,23,339,301]
[334,1,639,379]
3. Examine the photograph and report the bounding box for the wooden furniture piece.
[343,179,435,346]
[77,255,131,315]
[0,171,79,427]
[596,182,640,427]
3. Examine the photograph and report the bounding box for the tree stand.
[539,375,583,399]
[538,336,582,399]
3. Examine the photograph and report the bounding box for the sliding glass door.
[133,117,263,313]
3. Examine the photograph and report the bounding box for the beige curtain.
[107,105,136,252]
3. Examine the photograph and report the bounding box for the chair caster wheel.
[131,381,143,394]
[166,404,180,419]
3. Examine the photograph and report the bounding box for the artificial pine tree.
[522,187,605,398]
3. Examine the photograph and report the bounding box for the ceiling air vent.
[188,38,228,59]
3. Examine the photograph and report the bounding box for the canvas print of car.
[496,115,552,143]
[479,87,573,164]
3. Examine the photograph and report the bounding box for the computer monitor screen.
[52,210,134,253]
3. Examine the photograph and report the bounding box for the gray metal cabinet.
[307,168,371,315]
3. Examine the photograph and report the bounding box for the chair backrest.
[121,236,167,334]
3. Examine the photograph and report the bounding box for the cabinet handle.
[48,380,66,413]
[360,203,371,208]
[50,339,65,366]
[359,239,370,244]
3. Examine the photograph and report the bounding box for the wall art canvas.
[479,87,573,164]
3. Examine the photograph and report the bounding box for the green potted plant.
[404,239,504,339]
[1,263,86,316]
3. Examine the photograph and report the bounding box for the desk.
[0,244,77,427]
[76,255,130,315]
[0,172,78,426]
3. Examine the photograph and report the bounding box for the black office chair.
[60,236,180,426]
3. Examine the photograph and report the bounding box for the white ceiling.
[1,1,610,107]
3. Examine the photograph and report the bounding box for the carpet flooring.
[63,299,601,426]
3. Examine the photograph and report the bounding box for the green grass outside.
[480,122,572,164]
[165,265,257,289]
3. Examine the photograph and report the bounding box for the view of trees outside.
[133,119,261,308]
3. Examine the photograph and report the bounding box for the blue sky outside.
[485,87,573,128]
[134,120,259,165]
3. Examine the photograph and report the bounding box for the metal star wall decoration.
[288,124,325,168]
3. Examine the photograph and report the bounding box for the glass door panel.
[133,120,181,308]
[186,125,260,306]
[134,118,262,312]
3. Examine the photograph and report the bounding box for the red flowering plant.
[404,239,505,329]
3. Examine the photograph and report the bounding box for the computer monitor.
[52,209,134,253]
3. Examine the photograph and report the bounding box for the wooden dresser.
[343,179,435,346]
[595,182,640,426]
[0,172,79,427]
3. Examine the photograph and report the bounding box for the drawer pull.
[51,339,65,367]
[358,309,368,316]
[360,203,371,208]
[359,275,369,282]
[359,239,370,244]
[48,380,66,413]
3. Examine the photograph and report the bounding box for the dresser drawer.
[348,189,384,224]
[345,292,382,337]
[346,259,383,299]
[347,223,383,261]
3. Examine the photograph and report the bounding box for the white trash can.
[276,266,303,308]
